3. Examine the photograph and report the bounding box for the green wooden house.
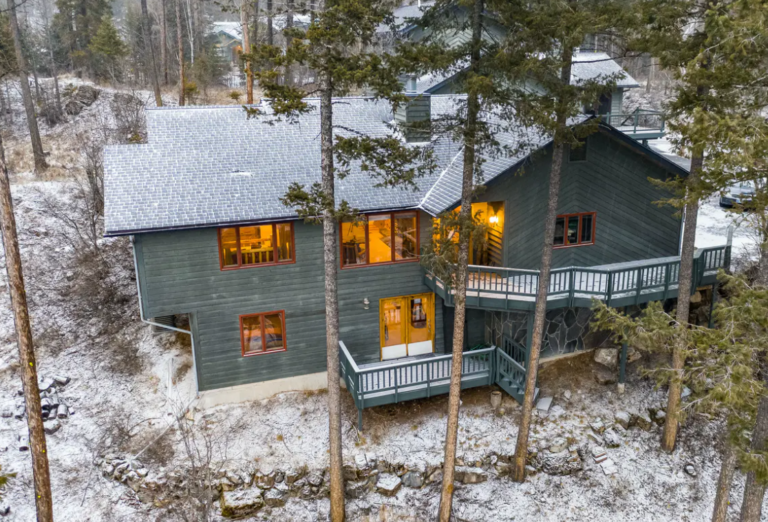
[104,95,728,426]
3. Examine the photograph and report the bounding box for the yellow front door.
[380,293,434,360]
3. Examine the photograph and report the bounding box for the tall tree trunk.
[646,56,655,94]
[284,0,294,87]
[438,2,482,520]
[661,148,702,452]
[266,0,273,46]
[512,45,574,483]
[161,0,169,84]
[319,72,345,522]
[8,0,47,172]
[241,0,253,103]
[141,0,164,107]
[712,440,737,522]
[176,0,186,106]
[740,393,768,521]
[0,136,53,522]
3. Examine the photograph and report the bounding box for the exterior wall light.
[363,298,370,310]
[489,216,499,225]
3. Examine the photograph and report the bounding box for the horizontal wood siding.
[135,211,443,391]
[611,89,624,115]
[474,130,681,269]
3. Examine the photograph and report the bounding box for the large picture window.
[219,222,294,270]
[340,211,419,268]
[240,311,286,356]
[554,212,596,248]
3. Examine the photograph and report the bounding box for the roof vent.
[395,93,431,144]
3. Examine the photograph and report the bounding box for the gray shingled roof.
[412,52,639,95]
[104,97,680,236]
[104,97,462,235]
[572,52,639,89]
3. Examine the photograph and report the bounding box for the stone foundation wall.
[484,308,614,359]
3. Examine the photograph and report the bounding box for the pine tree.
[89,16,128,80]
[483,0,632,483]
[53,0,112,75]
[0,135,53,522]
[628,0,768,457]
[8,0,47,172]
[247,2,436,519]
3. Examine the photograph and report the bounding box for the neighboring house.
[212,22,243,64]
[386,1,664,143]
[104,94,729,426]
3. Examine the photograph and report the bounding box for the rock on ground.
[376,474,402,497]
[594,348,619,369]
[220,488,264,518]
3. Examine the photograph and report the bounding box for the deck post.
[357,408,363,431]
[708,282,718,328]
[525,312,534,374]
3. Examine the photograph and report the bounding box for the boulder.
[539,450,582,476]
[614,411,631,430]
[345,480,370,499]
[590,418,606,434]
[220,488,264,518]
[402,471,423,489]
[684,463,697,477]
[376,473,402,496]
[536,397,553,412]
[0,504,9,517]
[603,429,621,448]
[626,346,642,364]
[43,419,61,435]
[454,467,488,484]
[64,85,101,115]
[264,488,287,507]
[306,472,323,487]
[636,412,653,431]
[654,410,667,425]
[594,348,619,369]
[426,469,443,484]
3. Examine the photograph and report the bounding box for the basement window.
[240,311,286,356]
[554,212,596,248]
[218,222,295,270]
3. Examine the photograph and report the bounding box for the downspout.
[130,236,200,396]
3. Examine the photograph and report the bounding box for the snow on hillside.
[0,80,764,521]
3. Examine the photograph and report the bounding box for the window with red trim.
[553,212,595,248]
[219,222,294,270]
[240,311,286,356]
[340,211,419,268]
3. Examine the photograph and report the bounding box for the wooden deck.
[426,245,730,312]
[340,343,520,429]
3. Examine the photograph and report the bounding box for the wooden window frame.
[554,212,596,249]
[340,211,420,269]
[239,310,287,357]
[218,222,296,271]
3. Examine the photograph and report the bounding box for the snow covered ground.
[0,80,764,521]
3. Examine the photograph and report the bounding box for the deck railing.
[427,245,730,309]
[603,109,665,136]
[340,341,496,428]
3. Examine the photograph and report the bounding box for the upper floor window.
[554,212,595,248]
[569,137,588,162]
[219,222,294,270]
[340,211,419,268]
[240,311,286,356]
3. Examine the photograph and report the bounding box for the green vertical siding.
[135,211,443,391]
[474,129,681,269]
